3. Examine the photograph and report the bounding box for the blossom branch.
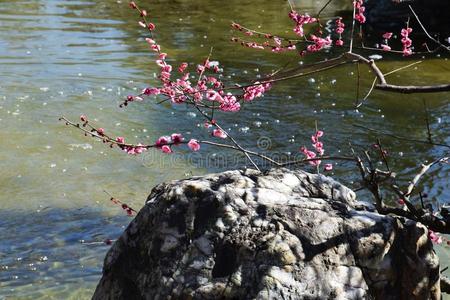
[59,116,280,167]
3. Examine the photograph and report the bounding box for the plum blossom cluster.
[71,115,202,156]
[123,11,272,114]
[232,4,420,57]
[400,27,413,56]
[230,24,297,53]
[271,36,297,53]
[154,134,201,153]
[353,0,366,24]
[429,230,443,244]
[243,82,272,101]
[233,10,344,56]
[120,142,147,155]
[335,18,345,46]
[230,36,297,53]
[428,228,450,246]
[109,196,137,216]
[288,10,317,37]
[307,35,332,52]
[380,32,393,51]
[154,133,183,154]
[71,1,424,164]
[300,130,332,171]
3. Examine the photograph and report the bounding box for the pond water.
[0,0,448,298]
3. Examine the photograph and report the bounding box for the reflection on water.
[0,0,448,298]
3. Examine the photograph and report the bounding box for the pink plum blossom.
[134,144,146,154]
[429,230,442,244]
[289,11,317,37]
[188,139,200,151]
[400,27,413,56]
[213,129,227,139]
[306,35,332,52]
[143,87,160,95]
[243,83,271,101]
[382,32,393,39]
[155,136,170,147]
[161,145,172,153]
[178,62,188,73]
[300,146,320,166]
[220,93,241,112]
[335,18,345,36]
[150,44,161,52]
[171,133,183,144]
[354,0,366,24]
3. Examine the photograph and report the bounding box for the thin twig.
[352,124,450,149]
[376,139,390,172]
[408,5,450,52]
[405,157,449,199]
[317,0,334,18]
[423,99,433,143]
[349,2,356,53]
[346,52,450,93]
[355,62,360,107]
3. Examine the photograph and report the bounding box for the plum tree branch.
[345,52,450,93]
[408,5,450,53]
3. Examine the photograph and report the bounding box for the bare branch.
[408,5,450,53]
[345,52,450,94]
[316,0,334,18]
[375,83,450,94]
[405,157,449,199]
[349,3,356,53]
[352,124,450,149]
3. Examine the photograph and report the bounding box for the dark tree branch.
[352,124,450,149]
[345,52,450,94]
[441,276,450,294]
[375,83,450,94]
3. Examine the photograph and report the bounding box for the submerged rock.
[93,168,440,299]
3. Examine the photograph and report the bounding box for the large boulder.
[93,168,440,299]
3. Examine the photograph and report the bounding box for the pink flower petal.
[187,139,200,151]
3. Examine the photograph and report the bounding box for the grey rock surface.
[93,168,440,299]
